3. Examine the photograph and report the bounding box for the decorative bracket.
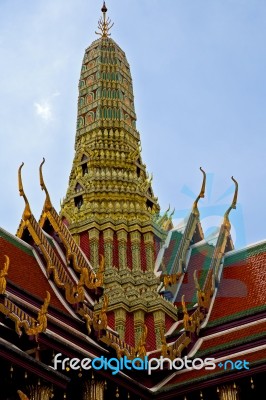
[0,255,9,295]
[93,294,108,331]
[135,324,148,358]
[0,291,50,338]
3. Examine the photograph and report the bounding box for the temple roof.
[0,3,265,399]
[0,227,65,312]
[174,240,215,308]
[207,240,266,327]
[196,319,266,357]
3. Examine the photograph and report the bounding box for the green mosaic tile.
[224,242,266,267]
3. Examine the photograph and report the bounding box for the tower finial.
[39,158,53,212]
[18,162,32,221]
[102,1,107,13]
[96,2,114,38]
[192,167,206,213]
[223,176,238,227]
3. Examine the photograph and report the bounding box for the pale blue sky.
[0,0,265,249]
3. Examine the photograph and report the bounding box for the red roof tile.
[162,231,183,274]
[0,235,67,312]
[208,250,266,325]
[175,243,214,307]
[198,320,266,355]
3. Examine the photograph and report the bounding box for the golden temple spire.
[96,2,114,38]
[39,158,52,212]
[18,163,32,221]
[192,167,206,213]
[223,176,238,227]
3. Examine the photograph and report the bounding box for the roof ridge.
[225,238,266,258]
[0,226,34,256]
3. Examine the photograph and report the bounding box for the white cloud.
[34,100,52,121]
[52,91,60,97]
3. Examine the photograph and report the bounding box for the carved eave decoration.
[134,324,148,358]
[100,329,136,359]
[160,176,238,362]
[156,204,171,228]
[163,176,238,360]
[156,206,175,232]
[16,163,86,306]
[100,322,149,361]
[0,255,10,295]
[194,269,214,310]
[93,294,108,332]
[77,304,94,335]
[159,298,205,361]
[0,291,50,339]
[17,391,29,400]
[87,295,150,361]
[39,159,104,292]
[16,164,129,356]
[161,272,214,362]
[160,168,206,291]
[160,271,182,287]
[80,254,105,290]
[161,329,191,360]
[18,386,54,400]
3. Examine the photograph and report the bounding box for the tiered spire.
[60,3,177,349]
[61,3,160,233]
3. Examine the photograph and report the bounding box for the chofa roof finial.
[18,162,32,221]
[192,167,206,214]
[223,176,238,227]
[39,158,52,212]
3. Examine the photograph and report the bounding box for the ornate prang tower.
[61,3,177,348]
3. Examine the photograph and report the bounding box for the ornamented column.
[130,231,141,272]
[89,228,99,270]
[103,229,114,270]
[117,230,127,270]
[83,379,105,400]
[153,310,165,348]
[144,232,154,272]
[217,384,239,400]
[134,310,145,345]
[115,308,126,340]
